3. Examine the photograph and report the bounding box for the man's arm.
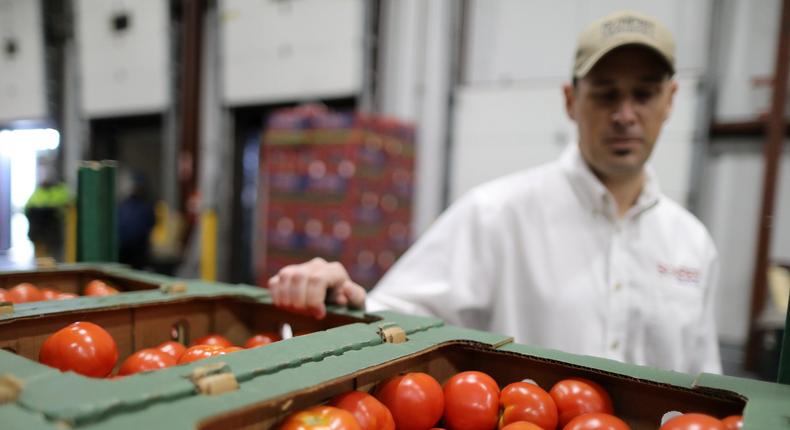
[695,248,723,374]
[268,187,498,326]
[268,257,367,319]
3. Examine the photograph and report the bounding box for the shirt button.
[610,340,620,351]
[613,282,622,292]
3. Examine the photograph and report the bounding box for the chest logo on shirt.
[657,263,700,285]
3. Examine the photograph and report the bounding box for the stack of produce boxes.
[257,105,415,289]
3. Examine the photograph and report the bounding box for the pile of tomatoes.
[36,321,283,378]
[278,370,744,430]
[0,279,120,303]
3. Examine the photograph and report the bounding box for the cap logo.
[602,16,655,39]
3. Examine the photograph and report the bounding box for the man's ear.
[563,83,576,121]
[662,79,678,121]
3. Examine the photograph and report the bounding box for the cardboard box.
[0,264,169,296]
[0,311,437,429]
[7,312,785,430]
[193,324,761,430]
[0,264,384,429]
[0,278,376,367]
[198,323,790,430]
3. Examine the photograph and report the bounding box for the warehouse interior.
[1,1,789,422]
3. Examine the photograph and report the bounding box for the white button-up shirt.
[368,144,722,375]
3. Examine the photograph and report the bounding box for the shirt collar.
[559,142,661,219]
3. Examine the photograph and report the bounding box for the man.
[268,10,721,375]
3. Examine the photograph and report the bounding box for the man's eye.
[634,89,656,103]
[593,92,619,103]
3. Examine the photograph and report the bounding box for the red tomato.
[0,288,9,302]
[331,390,395,430]
[500,381,558,430]
[721,415,743,430]
[550,378,613,428]
[191,334,234,348]
[177,345,228,364]
[659,413,724,430]
[40,288,60,300]
[39,321,118,377]
[374,372,444,430]
[84,280,119,296]
[244,332,282,348]
[8,283,44,303]
[563,412,630,430]
[442,371,500,430]
[501,422,544,430]
[156,341,186,360]
[278,405,361,430]
[56,292,78,300]
[118,348,177,375]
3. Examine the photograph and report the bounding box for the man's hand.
[268,257,367,319]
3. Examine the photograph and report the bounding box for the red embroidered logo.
[657,263,700,284]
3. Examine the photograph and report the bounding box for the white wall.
[377,0,458,237]
[700,141,790,343]
[464,0,712,84]
[451,82,572,201]
[714,0,780,122]
[697,0,788,343]
[219,0,364,106]
[75,0,170,118]
[451,1,712,205]
[451,77,702,205]
[0,0,47,123]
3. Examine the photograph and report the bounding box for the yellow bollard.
[201,209,217,281]
[64,204,77,263]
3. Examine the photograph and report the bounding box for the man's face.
[564,46,677,181]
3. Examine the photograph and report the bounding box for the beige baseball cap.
[573,10,675,78]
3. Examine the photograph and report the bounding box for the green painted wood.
[77,161,117,263]
[696,372,790,428]
[778,296,790,384]
[0,404,57,430]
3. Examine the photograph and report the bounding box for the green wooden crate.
[2,308,789,429]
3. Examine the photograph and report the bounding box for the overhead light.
[0,128,60,155]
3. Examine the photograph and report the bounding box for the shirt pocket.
[645,278,705,351]
[655,277,705,325]
[642,278,706,369]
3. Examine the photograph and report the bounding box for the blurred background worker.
[268,11,722,375]
[118,171,156,270]
[25,176,71,262]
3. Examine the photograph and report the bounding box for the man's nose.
[612,98,637,125]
